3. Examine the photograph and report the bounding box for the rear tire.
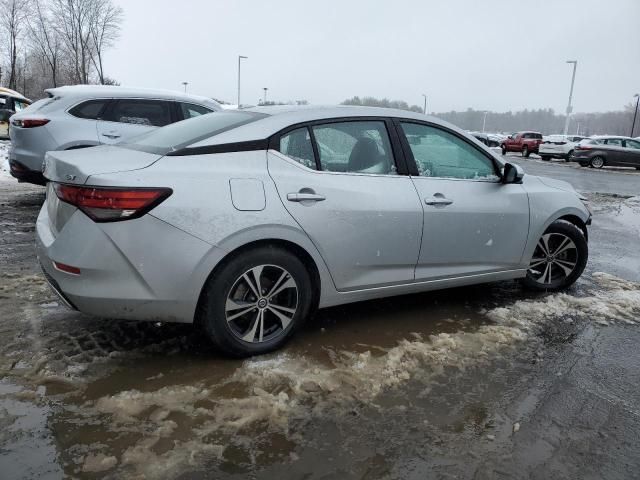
[565,150,574,162]
[523,220,588,291]
[590,156,605,169]
[197,246,313,357]
[522,145,530,158]
[501,145,507,155]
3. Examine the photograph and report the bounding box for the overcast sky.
[107,0,640,113]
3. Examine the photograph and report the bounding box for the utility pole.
[482,111,489,133]
[237,55,248,108]
[563,60,578,136]
[182,82,188,93]
[263,87,268,105]
[631,94,639,137]
[422,94,427,115]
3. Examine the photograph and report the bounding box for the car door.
[603,138,625,165]
[96,99,174,144]
[396,121,530,280]
[622,139,640,167]
[267,119,423,291]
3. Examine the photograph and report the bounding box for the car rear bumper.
[35,202,222,324]
[9,159,46,185]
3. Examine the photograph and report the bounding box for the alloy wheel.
[224,264,298,343]
[528,233,578,285]
[591,156,604,169]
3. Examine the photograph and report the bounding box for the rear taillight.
[12,118,50,128]
[576,145,591,151]
[53,183,172,222]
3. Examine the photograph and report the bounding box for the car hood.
[43,145,163,184]
[528,175,579,195]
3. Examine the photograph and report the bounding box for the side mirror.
[502,162,524,184]
[0,109,14,122]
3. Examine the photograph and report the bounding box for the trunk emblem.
[66,174,76,181]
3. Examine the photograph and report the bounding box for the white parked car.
[8,85,222,184]
[0,87,32,139]
[538,134,586,161]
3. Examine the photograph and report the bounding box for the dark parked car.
[471,132,500,148]
[571,136,640,169]
[501,131,543,157]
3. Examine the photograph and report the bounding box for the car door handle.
[287,192,326,202]
[425,196,453,206]
[102,133,120,139]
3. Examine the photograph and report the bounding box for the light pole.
[263,87,268,105]
[422,94,427,115]
[482,111,489,133]
[563,60,578,136]
[631,94,639,137]
[237,55,248,108]
[182,82,188,93]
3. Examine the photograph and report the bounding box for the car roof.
[188,105,462,147]
[0,87,30,101]
[589,135,633,140]
[44,85,221,108]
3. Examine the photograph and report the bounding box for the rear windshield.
[121,111,267,155]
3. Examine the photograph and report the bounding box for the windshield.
[121,111,267,155]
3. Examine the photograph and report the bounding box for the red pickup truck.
[501,131,543,157]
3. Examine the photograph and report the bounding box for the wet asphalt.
[0,156,639,479]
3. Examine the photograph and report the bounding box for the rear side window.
[179,102,212,120]
[69,99,108,119]
[626,140,640,150]
[605,138,623,146]
[312,121,396,174]
[107,99,172,127]
[13,99,30,111]
[279,127,316,169]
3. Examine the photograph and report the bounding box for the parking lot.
[0,142,639,479]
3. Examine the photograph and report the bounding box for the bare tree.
[28,0,62,87]
[0,0,29,89]
[87,0,123,84]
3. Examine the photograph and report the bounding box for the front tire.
[522,145,530,157]
[523,221,588,291]
[198,246,313,357]
[501,145,507,155]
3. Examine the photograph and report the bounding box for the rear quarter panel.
[86,150,338,307]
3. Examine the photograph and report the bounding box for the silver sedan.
[36,106,591,356]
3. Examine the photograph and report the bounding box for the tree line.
[342,97,639,137]
[0,0,123,100]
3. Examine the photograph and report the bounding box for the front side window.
[180,102,212,120]
[311,121,396,174]
[400,122,497,180]
[108,99,172,127]
[69,99,109,119]
[279,127,316,169]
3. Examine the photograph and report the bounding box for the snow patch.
[0,140,13,181]
[73,273,640,476]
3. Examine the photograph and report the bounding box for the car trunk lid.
[43,145,162,184]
